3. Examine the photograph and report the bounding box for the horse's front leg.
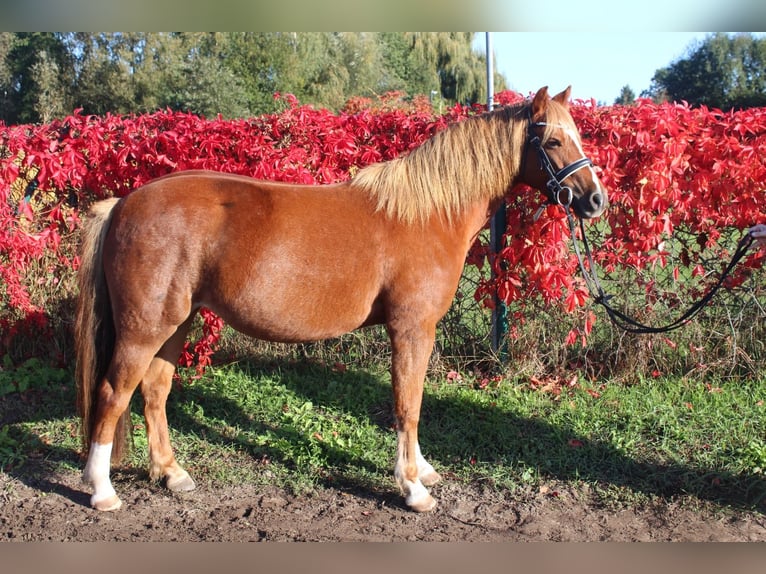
[387,321,441,512]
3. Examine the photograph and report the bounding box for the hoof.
[166,473,196,492]
[407,493,437,513]
[92,494,122,512]
[420,470,442,487]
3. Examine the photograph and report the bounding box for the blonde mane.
[351,98,577,224]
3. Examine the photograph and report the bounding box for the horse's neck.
[449,195,503,250]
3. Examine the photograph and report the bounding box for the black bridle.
[526,116,756,335]
[527,119,594,214]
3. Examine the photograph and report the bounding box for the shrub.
[0,92,764,380]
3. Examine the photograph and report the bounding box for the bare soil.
[3,461,766,542]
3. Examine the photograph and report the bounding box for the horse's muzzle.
[572,187,608,219]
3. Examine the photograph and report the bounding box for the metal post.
[485,33,494,112]
[486,32,508,358]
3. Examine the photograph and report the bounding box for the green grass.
[159,360,396,494]
[1,355,765,511]
[420,371,766,509]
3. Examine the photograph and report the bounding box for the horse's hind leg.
[140,315,196,492]
[82,341,159,511]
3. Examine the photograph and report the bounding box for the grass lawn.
[3,354,765,512]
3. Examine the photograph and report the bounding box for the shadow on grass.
[163,359,398,504]
[269,359,766,512]
[2,357,765,513]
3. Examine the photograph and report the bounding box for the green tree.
[64,33,139,116]
[3,33,73,124]
[223,33,498,114]
[0,33,18,122]
[294,33,367,110]
[160,33,251,118]
[223,33,297,115]
[407,32,493,104]
[614,85,636,106]
[0,32,506,123]
[30,50,68,123]
[65,32,251,118]
[376,32,435,96]
[647,33,766,109]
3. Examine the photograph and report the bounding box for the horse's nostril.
[591,192,604,209]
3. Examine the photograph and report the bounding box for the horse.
[75,86,608,513]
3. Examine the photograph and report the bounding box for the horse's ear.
[551,86,572,108]
[531,86,549,120]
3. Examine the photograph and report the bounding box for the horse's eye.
[545,139,562,148]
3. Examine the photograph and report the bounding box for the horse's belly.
[206,281,381,344]
[191,194,388,343]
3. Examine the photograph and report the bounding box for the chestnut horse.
[75,86,607,513]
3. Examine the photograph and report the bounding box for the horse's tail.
[74,197,129,462]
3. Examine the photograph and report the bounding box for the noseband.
[527,119,594,210]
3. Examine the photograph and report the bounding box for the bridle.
[523,113,756,334]
[526,116,595,215]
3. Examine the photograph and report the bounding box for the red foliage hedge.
[1,91,764,370]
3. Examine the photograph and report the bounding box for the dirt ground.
[3,462,766,542]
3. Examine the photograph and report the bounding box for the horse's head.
[521,86,608,219]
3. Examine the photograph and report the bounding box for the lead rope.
[564,207,756,334]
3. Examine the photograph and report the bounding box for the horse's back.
[105,171,392,342]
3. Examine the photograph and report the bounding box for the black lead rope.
[526,118,757,334]
[564,208,756,334]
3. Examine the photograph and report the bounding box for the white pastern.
[83,442,118,507]
[404,477,432,508]
[394,433,437,511]
[415,444,437,479]
[394,462,432,508]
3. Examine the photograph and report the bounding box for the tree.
[614,85,635,106]
[224,33,501,114]
[30,50,68,123]
[292,33,377,110]
[64,33,139,116]
[64,33,252,118]
[407,32,495,104]
[376,32,435,97]
[0,33,18,122]
[163,33,251,118]
[646,33,766,109]
[0,32,507,123]
[224,33,301,115]
[2,33,73,124]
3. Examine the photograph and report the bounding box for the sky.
[474,33,716,105]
